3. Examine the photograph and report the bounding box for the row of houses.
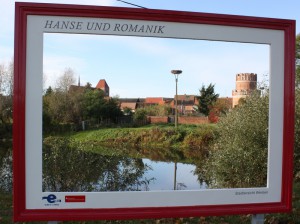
[118,73,258,112]
[70,79,234,116]
[118,96,233,115]
[65,72,259,126]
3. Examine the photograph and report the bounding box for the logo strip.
[65,195,86,203]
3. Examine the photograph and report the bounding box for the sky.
[1,0,300,98]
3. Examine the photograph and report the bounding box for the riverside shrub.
[203,92,269,188]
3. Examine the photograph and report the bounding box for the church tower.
[96,79,110,97]
[232,73,257,107]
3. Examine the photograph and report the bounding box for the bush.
[203,92,269,188]
[182,127,215,158]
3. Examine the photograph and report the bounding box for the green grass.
[60,124,217,164]
[69,124,217,149]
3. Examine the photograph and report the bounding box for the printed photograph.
[41,33,270,192]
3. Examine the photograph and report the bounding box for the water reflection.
[143,159,205,190]
[42,137,204,192]
[43,138,152,192]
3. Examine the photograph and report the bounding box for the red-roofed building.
[144,97,172,105]
[120,102,138,113]
[96,79,109,96]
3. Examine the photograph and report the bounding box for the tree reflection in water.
[43,137,154,192]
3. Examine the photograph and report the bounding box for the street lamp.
[171,70,182,191]
[171,70,182,129]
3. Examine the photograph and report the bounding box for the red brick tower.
[232,73,257,107]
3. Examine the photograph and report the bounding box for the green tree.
[82,88,106,121]
[43,70,123,128]
[82,89,122,123]
[43,90,80,124]
[133,108,147,123]
[45,86,53,96]
[123,107,133,116]
[100,97,123,122]
[197,83,219,116]
[43,68,80,125]
[203,92,268,188]
[136,105,171,117]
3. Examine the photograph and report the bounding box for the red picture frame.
[13,2,295,222]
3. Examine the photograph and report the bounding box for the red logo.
[65,195,86,203]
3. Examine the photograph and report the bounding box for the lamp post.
[171,70,182,191]
[171,70,182,129]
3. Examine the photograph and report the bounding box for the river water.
[0,143,206,192]
[42,145,205,192]
[142,159,206,190]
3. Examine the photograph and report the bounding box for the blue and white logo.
[42,194,61,204]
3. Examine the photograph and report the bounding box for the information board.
[13,2,295,222]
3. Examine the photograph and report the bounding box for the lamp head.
[171,70,182,75]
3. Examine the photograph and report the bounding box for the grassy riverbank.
[66,124,217,163]
[70,124,217,150]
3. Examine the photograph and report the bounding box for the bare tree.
[0,60,13,127]
[0,64,5,94]
[55,67,76,92]
[0,61,13,96]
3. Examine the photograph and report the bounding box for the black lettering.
[145,25,153,33]
[128,24,138,32]
[44,20,53,29]
[103,23,110,31]
[95,23,103,30]
[114,24,121,31]
[157,26,165,34]
[86,22,94,30]
[70,21,76,29]
[76,22,83,30]
[138,25,145,33]
[61,21,69,29]
[121,24,128,32]
[52,21,60,29]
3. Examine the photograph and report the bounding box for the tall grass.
[71,124,217,151]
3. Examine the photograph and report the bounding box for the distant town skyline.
[43,33,269,98]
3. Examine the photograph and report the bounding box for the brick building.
[96,79,110,97]
[69,78,110,97]
[232,73,257,107]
